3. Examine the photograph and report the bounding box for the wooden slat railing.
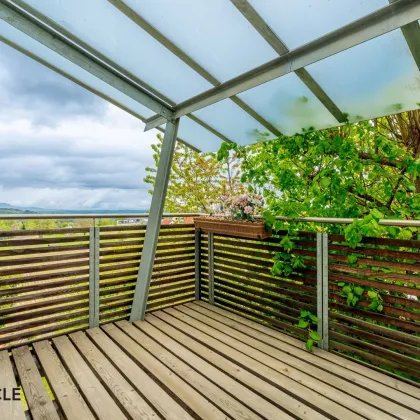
[0,223,195,349]
[198,230,420,383]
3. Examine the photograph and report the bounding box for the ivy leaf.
[377,304,383,312]
[351,296,359,306]
[369,301,378,310]
[305,339,314,352]
[337,282,346,287]
[309,331,322,341]
[347,254,358,264]
[309,314,320,324]
[298,319,309,329]
[353,286,364,296]
[342,285,352,294]
[300,310,311,318]
[368,291,378,299]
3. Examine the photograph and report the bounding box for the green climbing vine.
[297,310,321,352]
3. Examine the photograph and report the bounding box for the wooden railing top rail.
[0,213,204,220]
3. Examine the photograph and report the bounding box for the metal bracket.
[208,232,215,304]
[89,227,100,328]
[316,232,329,350]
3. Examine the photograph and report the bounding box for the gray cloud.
[0,42,107,126]
[0,42,159,209]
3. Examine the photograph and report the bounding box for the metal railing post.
[316,232,329,350]
[89,227,100,328]
[195,229,201,301]
[208,232,214,304]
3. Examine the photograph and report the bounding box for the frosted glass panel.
[177,118,223,153]
[306,29,420,123]
[193,100,276,146]
[123,0,277,82]
[249,0,388,50]
[22,0,212,102]
[0,20,155,120]
[238,73,339,135]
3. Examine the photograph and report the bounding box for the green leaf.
[347,254,358,264]
[353,286,364,296]
[305,339,314,352]
[369,301,378,310]
[368,291,377,299]
[337,282,346,287]
[351,296,359,306]
[309,314,320,324]
[320,177,331,188]
[342,285,352,294]
[298,319,309,329]
[377,304,383,312]
[300,310,311,318]
[309,330,322,341]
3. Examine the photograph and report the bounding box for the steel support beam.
[89,227,100,329]
[173,0,420,118]
[316,233,329,350]
[0,0,173,119]
[109,0,282,137]
[231,0,346,123]
[208,232,215,304]
[194,229,201,300]
[130,119,179,321]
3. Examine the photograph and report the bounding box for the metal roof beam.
[0,0,173,119]
[229,0,347,123]
[109,0,282,137]
[173,0,420,119]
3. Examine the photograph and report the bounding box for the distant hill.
[0,203,148,215]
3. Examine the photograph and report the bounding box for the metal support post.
[89,227,100,328]
[208,232,215,304]
[316,232,329,350]
[130,119,179,321]
[195,229,201,300]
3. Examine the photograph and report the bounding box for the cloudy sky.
[0,42,159,210]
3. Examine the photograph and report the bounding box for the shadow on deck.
[2,301,419,420]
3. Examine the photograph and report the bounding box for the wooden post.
[316,232,329,350]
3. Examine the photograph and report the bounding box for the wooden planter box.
[194,217,271,240]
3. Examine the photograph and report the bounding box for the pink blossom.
[244,206,253,215]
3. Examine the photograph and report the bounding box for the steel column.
[89,227,100,328]
[130,118,179,321]
[208,232,215,304]
[195,229,201,300]
[316,233,329,350]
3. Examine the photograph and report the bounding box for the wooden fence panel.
[0,224,195,349]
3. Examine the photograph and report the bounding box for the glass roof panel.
[123,0,277,82]
[305,28,420,123]
[21,0,212,102]
[248,0,388,50]
[0,19,155,120]
[237,72,340,136]
[192,99,277,146]
[177,117,223,153]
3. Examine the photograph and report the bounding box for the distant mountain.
[0,203,148,214]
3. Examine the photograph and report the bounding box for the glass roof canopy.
[1,0,420,153]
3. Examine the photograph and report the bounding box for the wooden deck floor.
[1,301,419,420]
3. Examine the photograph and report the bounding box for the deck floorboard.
[2,301,419,420]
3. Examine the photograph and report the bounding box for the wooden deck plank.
[0,350,26,420]
[186,303,420,418]
[69,331,158,420]
[52,335,126,420]
[120,319,264,420]
[148,311,329,420]
[102,322,227,420]
[11,346,60,420]
[166,306,397,420]
[140,311,316,419]
[87,327,193,420]
[33,340,95,420]
[195,301,420,401]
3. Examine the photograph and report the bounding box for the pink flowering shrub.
[221,194,264,221]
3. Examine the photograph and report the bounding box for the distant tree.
[145,135,245,213]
